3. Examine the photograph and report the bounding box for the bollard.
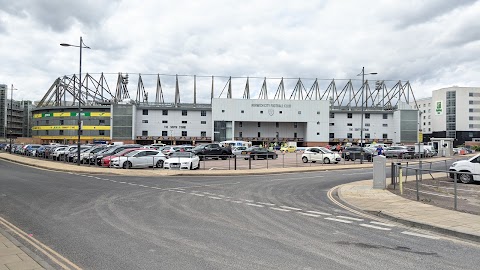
[249,156,252,169]
[454,172,458,210]
[399,164,403,195]
[234,155,237,170]
[415,168,419,201]
[391,162,396,189]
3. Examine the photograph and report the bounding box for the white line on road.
[151,187,163,190]
[280,206,302,211]
[270,207,291,212]
[359,224,392,231]
[243,199,254,203]
[298,212,321,218]
[230,200,243,204]
[118,181,126,184]
[342,173,372,176]
[191,193,205,197]
[325,217,353,224]
[401,231,440,239]
[109,180,117,183]
[257,202,276,206]
[128,183,137,186]
[208,196,223,200]
[138,185,149,188]
[175,190,186,193]
[336,216,364,221]
[245,203,264,207]
[370,221,396,227]
[306,210,332,216]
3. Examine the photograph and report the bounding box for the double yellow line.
[0,217,82,270]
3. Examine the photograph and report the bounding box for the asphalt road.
[1,159,479,270]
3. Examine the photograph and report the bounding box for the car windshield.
[193,145,206,150]
[125,150,142,157]
[170,152,193,158]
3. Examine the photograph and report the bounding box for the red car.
[101,148,144,167]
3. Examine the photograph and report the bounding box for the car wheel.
[302,156,308,163]
[459,172,474,184]
[350,156,356,162]
[156,160,164,168]
[323,157,331,164]
[123,161,132,169]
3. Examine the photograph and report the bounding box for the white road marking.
[175,190,186,193]
[306,210,332,216]
[298,212,321,218]
[245,203,264,207]
[401,231,440,239]
[231,200,243,204]
[257,202,276,206]
[404,188,453,198]
[109,180,117,183]
[270,207,291,212]
[151,187,163,190]
[94,177,102,180]
[342,172,372,176]
[208,196,223,200]
[243,199,254,203]
[138,185,149,188]
[119,181,126,184]
[87,175,94,178]
[325,217,353,224]
[370,221,396,227]
[336,216,364,221]
[128,183,137,186]
[191,193,205,197]
[280,206,302,211]
[359,224,392,231]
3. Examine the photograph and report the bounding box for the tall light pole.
[8,84,18,154]
[60,36,91,166]
[357,67,377,164]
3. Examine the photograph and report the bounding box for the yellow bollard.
[399,166,403,195]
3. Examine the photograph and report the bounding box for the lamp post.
[60,36,91,166]
[8,84,18,154]
[357,67,377,164]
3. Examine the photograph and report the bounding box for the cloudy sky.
[0,0,479,104]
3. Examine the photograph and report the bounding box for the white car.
[232,146,247,156]
[302,147,342,164]
[164,152,200,170]
[449,154,480,184]
[110,150,167,169]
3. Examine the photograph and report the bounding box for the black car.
[341,147,375,161]
[243,147,278,160]
[192,143,232,160]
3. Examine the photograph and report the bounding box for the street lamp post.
[8,84,18,154]
[60,36,91,166]
[358,67,377,164]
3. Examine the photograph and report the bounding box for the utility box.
[430,138,454,157]
[373,155,387,189]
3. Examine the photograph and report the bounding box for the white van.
[220,141,252,148]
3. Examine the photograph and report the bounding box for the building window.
[347,133,352,138]
[201,110,206,116]
[317,111,320,115]
[423,116,426,119]
[239,131,242,137]
[470,116,474,120]
[365,133,370,139]
[258,122,261,127]
[423,110,426,113]
[142,120,148,123]
[99,119,105,125]
[428,128,431,132]
[423,122,426,126]
[316,132,320,135]
[201,121,206,124]
[222,110,225,113]
[241,110,244,113]
[279,111,283,114]
[347,113,352,118]
[383,133,388,139]
[142,130,148,136]
[258,132,261,137]
[330,112,334,118]
[294,122,298,128]
[347,123,353,126]
[470,93,474,97]
[365,123,370,127]
[428,109,431,113]
[260,111,263,114]
[470,100,474,104]
[294,132,297,138]
[162,110,168,115]
[428,115,431,119]
[60,120,64,125]
[423,104,426,107]
[428,122,431,125]
[365,113,370,119]
[239,122,243,127]
[329,123,334,126]
[59,130,64,135]
[182,121,187,124]
[99,130,105,136]
[329,133,334,138]
[142,110,148,115]
[182,131,187,136]
[182,110,187,116]
[162,120,168,123]
[46,120,49,124]
[383,114,388,119]
[298,111,301,114]
[201,131,207,137]
[162,131,168,136]
[276,122,279,128]
[383,124,388,127]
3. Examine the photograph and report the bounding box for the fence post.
[282,153,285,168]
[399,164,403,195]
[228,156,231,170]
[454,172,458,210]
[415,168,419,201]
[391,162,396,190]
[266,154,269,169]
[249,156,252,169]
[234,155,237,170]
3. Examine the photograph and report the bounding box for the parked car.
[232,146,248,156]
[280,145,297,153]
[192,143,232,160]
[110,149,167,169]
[93,144,141,165]
[383,146,414,159]
[67,145,92,162]
[243,147,278,160]
[163,152,200,170]
[302,147,342,164]
[24,144,42,156]
[341,147,375,162]
[101,148,144,167]
[449,154,480,184]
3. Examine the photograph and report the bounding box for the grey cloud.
[0,0,120,32]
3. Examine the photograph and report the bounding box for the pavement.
[1,152,478,269]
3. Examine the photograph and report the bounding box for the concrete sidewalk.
[0,227,46,270]
[338,179,480,243]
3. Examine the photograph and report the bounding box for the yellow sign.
[33,112,111,118]
[418,132,423,142]
[32,126,110,130]
[33,136,111,140]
